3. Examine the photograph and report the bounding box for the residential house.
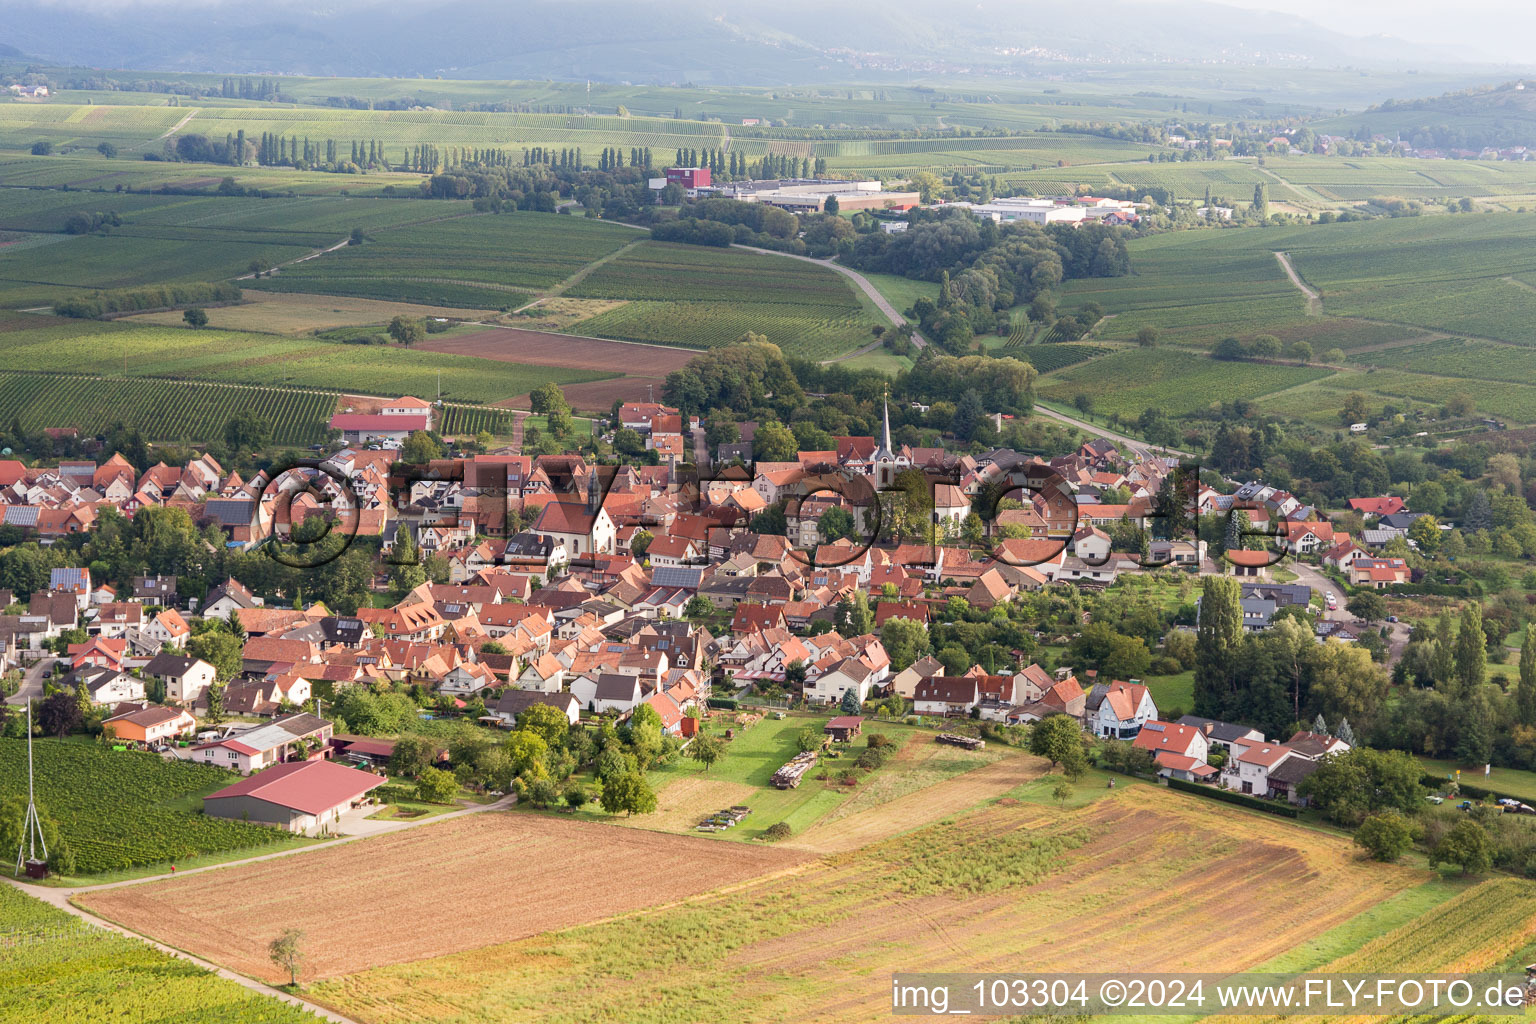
[102,704,196,747]
[1132,720,1212,779]
[890,654,942,700]
[913,676,982,717]
[1222,741,1300,798]
[1092,681,1156,739]
[142,608,192,648]
[130,575,179,605]
[1350,557,1409,589]
[203,579,263,620]
[805,656,877,706]
[591,672,644,715]
[142,653,217,704]
[191,713,333,774]
[515,653,566,693]
[68,666,144,705]
[1176,715,1265,754]
[490,690,580,727]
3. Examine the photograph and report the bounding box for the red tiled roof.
[204,760,382,815]
[329,414,429,431]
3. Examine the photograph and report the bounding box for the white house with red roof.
[142,608,191,647]
[1070,525,1112,562]
[1132,720,1216,780]
[1322,538,1366,571]
[1280,520,1335,556]
[1350,557,1409,589]
[1092,680,1156,739]
[1221,739,1300,797]
[329,397,434,445]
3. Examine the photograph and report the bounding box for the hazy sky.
[1208,0,1535,64]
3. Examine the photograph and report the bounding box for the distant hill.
[0,43,26,59]
[1314,80,1536,150]
[2,0,1460,85]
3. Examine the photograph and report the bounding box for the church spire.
[880,387,892,456]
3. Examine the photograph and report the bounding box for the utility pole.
[16,699,48,877]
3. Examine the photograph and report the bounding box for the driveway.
[1289,562,1409,665]
[5,656,57,706]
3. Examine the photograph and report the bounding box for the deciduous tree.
[268,928,306,987]
[1354,812,1414,862]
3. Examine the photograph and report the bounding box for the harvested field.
[417,326,696,412]
[118,292,491,335]
[501,297,628,331]
[416,326,695,374]
[786,750,1042,854]
[77,812,803,983]
[521,375,672,413]
[312,784,1421,1024]
[641,777,759,835]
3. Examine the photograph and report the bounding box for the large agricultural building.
[949,195,1141,225]
[202,759,383,834]
[652,171,919,211]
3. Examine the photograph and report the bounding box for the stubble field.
[76,812,804,983]
[302,783,1424,1024]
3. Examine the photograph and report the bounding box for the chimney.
[1203,722,1213,737]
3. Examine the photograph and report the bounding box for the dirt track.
[77,812,803,982]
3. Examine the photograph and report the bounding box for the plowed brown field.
[419,327,696,412]
[309,785,1425,1024]
[417,327,694,373]
[77,812,805,983]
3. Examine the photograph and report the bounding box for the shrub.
[563,782,589,809]
[866,733,894,749]
[856,747,889,771]
[54,281,241,319]
[762,822,792,842]
[415,766,459,804]
[1166,777,1299,817]
[707,697,739,710]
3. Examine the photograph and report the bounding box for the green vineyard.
[0,887,317,1024]
[0,373,338,445]
[1019,343,1109,375]
[567,241,882,359]
[0,739,285,875]
[438,403,515,435]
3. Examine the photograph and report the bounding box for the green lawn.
[1419,757,1536,801]
[1009,766,1146,809]
[1145,671,1195,716]
[530,713,995,843]
[648,712,869,840]
[857,270,939,318]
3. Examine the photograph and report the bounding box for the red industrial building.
[665,166,711,188]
